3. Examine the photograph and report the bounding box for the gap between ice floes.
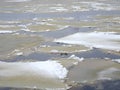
[0,60,68,80]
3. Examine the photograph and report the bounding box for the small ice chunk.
[15,52,23,56]
[68,54,84,62]
[50,50,59,53]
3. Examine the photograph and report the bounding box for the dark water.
[69,79,120,90]
[75,48,120,59]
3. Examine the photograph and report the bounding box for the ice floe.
[13,49,23,56]
[112,59,120,63]
[67,59,120,83]
[54,32,120,51]
[80,2,114,11]
[0,30,14,34]
[0,25,15,28]
[50,49,59,53]
[0,60,68,79]
[98,67,120,80]
[6,0,31,2]
[68,54,84,62]
[50,7,68,12]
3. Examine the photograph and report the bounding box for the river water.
[0,0,120,90]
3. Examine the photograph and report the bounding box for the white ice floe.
[50,50,59,53]
[50,7,68,12]
[54,32,120,51]
[90,2,113,11]
[12,49,23,56]
[58,25,69,30]
[80,2,114,11]
[63,17,74,20]
[6,0,31,2]
[0,60,68,79]
[68,54,84,62]
[71,5,89,11]
[112,59,120,63]
[15,52,23,56]
[19,24,30,31]
[21,28,30,31]
[18,24,27,28]
[0,30,14,34]
[40,45,50,48]
[0,25,15,28]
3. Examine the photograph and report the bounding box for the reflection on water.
[0,0,120,89]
